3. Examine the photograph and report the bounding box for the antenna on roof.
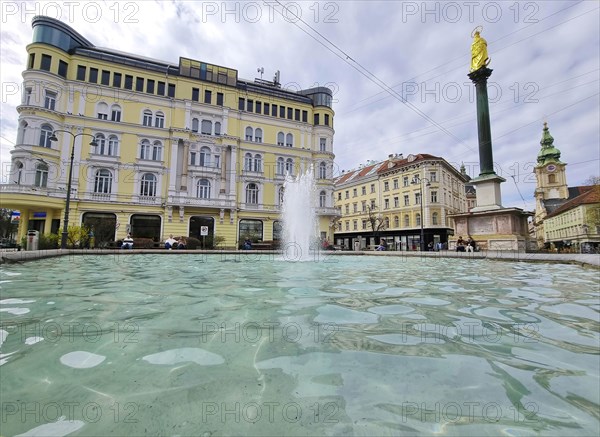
[273,70,280,86]
[257,67,264,79]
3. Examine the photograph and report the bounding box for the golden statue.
[470,26,490,72]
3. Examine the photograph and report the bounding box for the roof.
[333,161,387,185]
[545,185,599,219]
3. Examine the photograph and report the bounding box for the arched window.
[404,214,410,227]
[197,179,211,199]
[432,212,438,225]
[201,120,212,135]
[17,121,28,144]
[394,216,399,227]
[152,141,162,161]
[200,146,211,167]
[255,128,263,143]
[285,133,293,147]
[95,134,106,154]
[244,153,253,171]
[15,161,23,185]
[214,122,221,135]
[276,157,285,175]
[285,158,294,175]
[94,169,112,193]
[416,213,421,226]
[97,102,108,120]
[253,154,262,172]
[277,132,284,146]
[155,111,165,128]
[35,162,48,187]
[110,104,122,122]
[142,110,153,126]
[140,140,151,160]
[319,162,327,179]
[107,135,119,156]
[192,118,199,132]
[246,183,259,205]
[140,173,157,197]
[39,124,53,148]
[245,127,253,141]
[319,190,326,207]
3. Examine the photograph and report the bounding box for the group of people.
[164,234,187,250]
[456,236,476,252]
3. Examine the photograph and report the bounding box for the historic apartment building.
[333,153,469,250]
[533,123,599,252]
[1,16,338,248]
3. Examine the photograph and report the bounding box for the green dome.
[536,122,562,166]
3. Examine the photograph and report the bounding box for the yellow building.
[1,16,338,248]
[333,153,469,250]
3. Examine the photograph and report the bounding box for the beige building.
[333,153,469,250]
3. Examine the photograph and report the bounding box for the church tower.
[533,122,569,246]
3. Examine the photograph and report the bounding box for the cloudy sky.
[1,0,598,210]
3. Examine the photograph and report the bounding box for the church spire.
[537,122,562,166]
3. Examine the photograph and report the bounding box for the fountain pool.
[0,254,598,436]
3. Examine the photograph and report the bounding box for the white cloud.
[1,0,598,209]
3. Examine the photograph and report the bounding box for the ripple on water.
[368,304,415,315]
[315,304,379,324]
[142,348,225,366]
[15,416,85,437]
[401,297,451,306]
[60,351,106,369]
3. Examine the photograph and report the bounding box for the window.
[140,173,157,197]
[192,88,199,102]
[353,220,358,230]
[94,133,106,154]
[44,90,57,110]
[107,135,119,156]
[246,100,254,112]
[146,79,155,94]
[276,157,285,175]
[287,107,293,119]
[157,82,165,96]
[302,110,307,123]
[416,213,421,226]
[200,147,211,167]
[151,141,162,161]
[15,162,23,184]
[245,127,253,141]
[362,220,367,230]
[256,102,262,114]
[319,191,326,207]
[345,222,349,231]
[362,186,366,195]
[214,122,221,135]
[24,88,33,105]
[548,174,556,183]
[39,124,53,148]
[314,114,320,125]
[430,172,437,182]
[96,102,108,120]
[353,203,358,213]
[394,197,399,207]
[136,77,144,91]
[154,111,165,128]
[415,192,422,205]
[393,179,399,189]
[285,133,293,147]
[124,75,133,90]
[295,109,300,121]
[384,199,389,209]
[140,140,151,159]
[370,199,376,209]
[204,89,212,104]
[141,140,162,161]
[201,120,212,135]
[404,195,409,206]
[217,92,224,106]
[394,216,399,227]
[320,138,326,152]
[40,54,52,71]
[197,179,211,199]
[385,217,390,228]
[404,214,410,227]
[192,118,199,132]
[28,53,35,69]
[35,162,48,187]
[113,73,122,88]
[370,184,375,193]
[361,201,366,212]
[285,158,294,175]
[319,162,327,179]
[384,181,389,191]
[279,106,285,118]
[353,188,357,197]
[246,183,259,205]
[432,212,438,225]
[253,154,262,172]
[430,191,438,203]
[89,68,98,83]
[142,110,152,126]
[277,132,284,146]
[58,60,68,78]
[111,105,122,122]
[337,193,342,201]
[244,153,253,171]
[94,169,112,193]
[345,205,349,214]
[324,114,330,126]
[271,104,277,116]
[239,219,263,241]
[239,98,245,111]
[345,190,349,199]
[264,103,269,115]
[403,176,409,187]
[190,152,196,166]
[101,70,110,86]
[255,128,263,143]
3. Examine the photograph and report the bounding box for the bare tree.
[366,205,386,235]
[583,175,600,186]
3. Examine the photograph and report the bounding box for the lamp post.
[411,175,430,251]
[49,130,97,249]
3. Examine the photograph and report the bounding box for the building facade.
[1,16,338,248]
[333,153,469,250]
[533,123,600,252]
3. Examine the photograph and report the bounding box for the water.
[282,169,317,261]
[0,255,598,436]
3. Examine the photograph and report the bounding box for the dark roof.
[545,185,599,219]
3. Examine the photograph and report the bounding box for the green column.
[468,67,496,176]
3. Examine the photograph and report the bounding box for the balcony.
[167,195,236,209]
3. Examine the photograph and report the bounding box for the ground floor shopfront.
[333,228,454,251]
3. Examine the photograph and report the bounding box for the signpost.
[200,226,208,249]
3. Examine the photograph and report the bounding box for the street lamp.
[411,175,430,251]
[49,130,97,249]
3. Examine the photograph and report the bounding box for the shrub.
[39,233,59,250]
[133,237,154,249]
[186,237,200,250]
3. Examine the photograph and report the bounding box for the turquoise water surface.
[0,254,598,436]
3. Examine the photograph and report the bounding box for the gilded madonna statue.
[470,26,490,72]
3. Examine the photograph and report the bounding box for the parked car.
[0,238,19,249]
